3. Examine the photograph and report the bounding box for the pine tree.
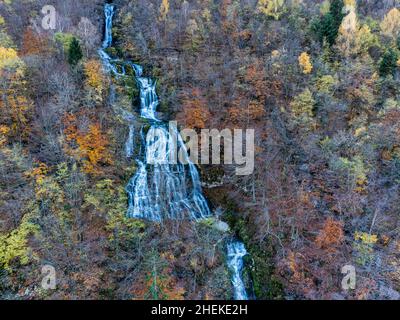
[315,0,345,46]
[68,37,83,66]
[379,48,398,77]
[330,0,345,27]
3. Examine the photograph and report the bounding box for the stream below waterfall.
[99,2,250,300]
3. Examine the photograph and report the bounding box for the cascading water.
[100,2,250,299]
[227,241,249,300]
[100,3,210,221]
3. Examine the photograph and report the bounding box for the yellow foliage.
[0,125,9,146]
[354,126,366,137]
[356,24,379,53]
[354,232,378,245]
[298,52,313,74]
[344,0,356,6]
[316,75,337,93]
[159,0,169,21]
[10,96,32,137]
[0,46,22,72]
[336,7,359,56]
[257,0,285,20]
[320,0,330,15]
[0,93,33,140]
[202,8,212,22]
[84,59,104,95]
[271,49,280,58]
[381,8,400,39]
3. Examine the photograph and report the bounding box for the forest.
[1,0,400,300]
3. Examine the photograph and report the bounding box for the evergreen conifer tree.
[68,37,83,66]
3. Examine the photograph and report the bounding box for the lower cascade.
[227,241,249,300]
[100,2,250,299]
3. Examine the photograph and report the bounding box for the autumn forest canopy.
[1,0,400,301]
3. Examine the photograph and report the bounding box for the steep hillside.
[1,0,400,300]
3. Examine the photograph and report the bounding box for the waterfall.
[125,124,135,158]
[227,241,249,300]
[137,77,159,121]
[102,4,115,48]
[99,3,250,300]
[100,3,210,221]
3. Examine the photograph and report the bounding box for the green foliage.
[353,232,377,266]
[67,37,83,66]
[329,156,367,187]
[84,179,145,244]
[379,48,399,77]
[315,74,338,93]
[313,0,345,46]
[0,214,38,271]
[290,88,315,129]
[378,98,400,117]
[320,0,330,15]
[54,32,75,51]
[257,0,286,21]
[143,250,168,299]
[357,25,380,54]
[0,31,13,47]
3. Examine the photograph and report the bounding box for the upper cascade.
[99,3,211,221]
[102,4,115,49]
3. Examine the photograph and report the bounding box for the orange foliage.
[248,100,266,120]
[227,106,242,124]
[25,162,49,184]
[284,251,314,292]
[21,28,49,56]
[245,63,267,101]
[63,113,112,174]
[178,88,211,129]
[227,100,265,124]
[132,267,185,300]
[315,217,344,251]
[227,61,267,124]
[220,0,238,35]
[0,94,33,140]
